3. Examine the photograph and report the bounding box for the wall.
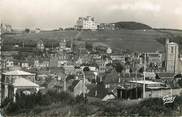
[146,88,182,98]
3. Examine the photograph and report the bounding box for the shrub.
[6,102,20,114]
[1,98,12,108]
[75,94,85,103]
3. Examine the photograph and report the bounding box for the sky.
[0,0,182,29]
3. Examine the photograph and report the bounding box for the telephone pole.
[143,53,146,98]
[0,22,2,105]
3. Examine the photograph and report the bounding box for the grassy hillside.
[3,29,168,52]
[114,22,152,30]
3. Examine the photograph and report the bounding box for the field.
[3,29,181,52]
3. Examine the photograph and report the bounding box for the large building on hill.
[98,23,115,30]
[75,16,97,30]
[1,23,12,32]
[166,39,179,73]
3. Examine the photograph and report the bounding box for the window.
[171,47,174,53]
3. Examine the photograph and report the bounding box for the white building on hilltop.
[75,16,97,30]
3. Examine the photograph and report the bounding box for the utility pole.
[82,70,86,98]
[0,22,2,106]
[63,75,67,91]
[143,53,146,98]
[82,69,87,103]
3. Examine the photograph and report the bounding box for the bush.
[6,102,20,114]
[133,98,173,116]
[1,98,12,108]
[75,94,85,103]
[5,91,75,115]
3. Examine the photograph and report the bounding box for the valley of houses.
[1,36,182,104]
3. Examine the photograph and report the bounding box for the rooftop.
[130,80,164,85]
[3,70,35,76]
[13,77,39,87]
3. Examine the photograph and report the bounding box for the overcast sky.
[0,0,182,29]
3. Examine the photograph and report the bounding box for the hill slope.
[114,22,152,30]
[3,29,168,52]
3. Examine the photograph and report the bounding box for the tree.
[83,66,90,72]
[85,41,93,51]
[178,79,182,88]
[138,67,144,74]
[25,28,30,33]
[112,62,124,73]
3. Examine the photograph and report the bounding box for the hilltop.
[113,21,152,30]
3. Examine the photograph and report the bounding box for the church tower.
[166,39,179,73]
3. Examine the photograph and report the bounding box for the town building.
[34,58,49,68]
[59,39,67,50]
[147,52,162,68]
[35,28,41,33]
[106,47,112,54]
[49,54,59,68]
[37,40,45,51]
[69,79,90,96]
[72,40,87,59]
[1,70,39,102]
[110,54,125,62]
[166,39,179,73]
[75,16,97,30]
[5,59,14,69]
[98,23,115,30]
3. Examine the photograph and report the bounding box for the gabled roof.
[3,70,35,76]
[13,78,39,87]
[130,80,164,85]
[157,72,175,78]
[69,80,80,92]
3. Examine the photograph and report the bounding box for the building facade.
[98,23,115,30]
[37,40,45,51]
[147,52,162,67]
[75,16,97,30]
[166,39,179,73]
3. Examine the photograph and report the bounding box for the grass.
[4,29,182,53]
[3,29,170,52]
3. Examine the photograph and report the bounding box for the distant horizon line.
[12,26,182,31]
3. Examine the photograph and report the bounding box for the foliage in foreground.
[3,90,75,115]
[3,91,182,116]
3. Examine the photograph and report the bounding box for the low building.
[1,70,38,102]
[98,23,115,30]
[110,54,125,62]
[69,80,88,96]
[35,28,41,33]
[106,47,112,54]
[147,52,162,67]
[37,40,45,51]
[34,58,49,68]
[4,59,14,69]
[59,39,67,50]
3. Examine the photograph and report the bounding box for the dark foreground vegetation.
[1,90,182,116]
